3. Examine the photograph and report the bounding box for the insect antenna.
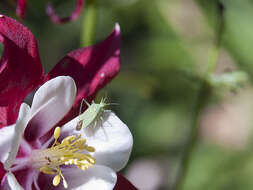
[105,103,120,106]
[104,102,119,113]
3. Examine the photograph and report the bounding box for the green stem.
[206,46,219,75]
[172,1,224,190]
[81,0,96,46]
[172,80,210,190]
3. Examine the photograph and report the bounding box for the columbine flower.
[0,15,137,189]
[0,76,133,189]
[16,0,84,24]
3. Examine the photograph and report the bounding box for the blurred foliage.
[2,0,253,189]
[182,144,253,190]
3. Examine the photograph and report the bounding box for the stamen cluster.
[31,127,96,188]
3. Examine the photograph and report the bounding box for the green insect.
[76,97,117,131]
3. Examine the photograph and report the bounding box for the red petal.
[47,24,120,125]
[114,173,138,190]
[0,15,44,126]
[46,0,84,24]
[0,107,8,128]
[16,0,27,19]
[0,162,6,183]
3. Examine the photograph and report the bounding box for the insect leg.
[83,99,91,107]
[76,99,86,130]
[103,96,107,103]
[94,120,97,128]
[106,120,113,127]
[106,103,119,106]
[100,115,112,127]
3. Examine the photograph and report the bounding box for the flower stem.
[81,0,96,46]
[171,2,225,190]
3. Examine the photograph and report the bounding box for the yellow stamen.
[30,126,96,189]
[54,127,61,140]
[53,175,61,186]
[40,166,56,175]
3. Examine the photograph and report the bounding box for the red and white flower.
[0,15,136,189]
[1,76,133,189]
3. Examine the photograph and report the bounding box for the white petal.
[2,103,30,169]
[24,76,76,141]
[0,124,15,163]
[45,165,117,190]
[61,111,133,171]
[4,172,24,190]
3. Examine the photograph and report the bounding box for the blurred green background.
[2,0,253,189]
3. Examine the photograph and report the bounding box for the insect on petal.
[60,112,133,172]
[47,24,121,126]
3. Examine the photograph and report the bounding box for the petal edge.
[24,76,76,142]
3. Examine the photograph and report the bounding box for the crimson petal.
[47,24,120,125]
[0,15,44,127]
[0,107,8,128]
[46,0,84,24]
[16,0,27,19]
[114,173,138,190]
[0,162,5,183]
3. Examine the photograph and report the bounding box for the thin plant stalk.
[81,0,96,46]
[172,2,225,190]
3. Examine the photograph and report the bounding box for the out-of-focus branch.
[81,0,96,46]
[171,1,225,190]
